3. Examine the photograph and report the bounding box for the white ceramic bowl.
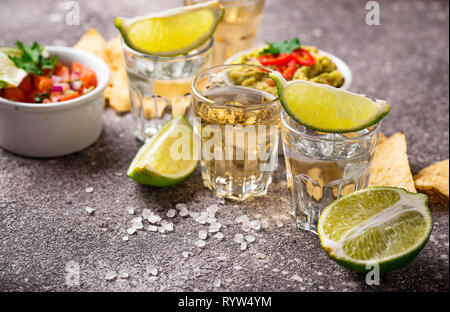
[0,46,110,158]
[224,46,352,90]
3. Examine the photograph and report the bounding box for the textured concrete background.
[0,0,448,292]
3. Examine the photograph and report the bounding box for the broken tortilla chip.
[369,132,416,193]
[414,159,449,207]
[74,28,109,63]
[105,36,130,113]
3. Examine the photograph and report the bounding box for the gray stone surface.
[0,0,448,291]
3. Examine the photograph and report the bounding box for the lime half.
[115,1,224,56]
[0,49,27,88]
[127,116,198,187]
[269,71,390,133]
[318,187,432,273]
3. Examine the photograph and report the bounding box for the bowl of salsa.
[0,44,110,157]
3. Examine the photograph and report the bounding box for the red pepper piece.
[276,59,297,80]
[257,53,292,66]
[291,48,315,66]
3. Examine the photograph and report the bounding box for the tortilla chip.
[414,159,449,207]
[105,36,130,113]
[74,28,109,63]
[368,132,416,193]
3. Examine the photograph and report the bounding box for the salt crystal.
[104,271,117,281]
[249,220,261,231]
[179,208,189,217]
[281,270,289,275]
[206,204,219,216]
[158,226,165,233]
[206,216,217,224]
[122,235,129,241]
[166,209,176,218]
[126,206,135,215]
[260,218,270,229]
[194,239,206,248]
[234,233,244,244]
[182,251,190,258]
[189,211,200,219]
[235,215,249,224]
[85,187,94,193]
[146,265,158,276]
[164,222,174,232]
[127,228,136,235]
[242,222,251,232]
[240,242,247,250]
[85,207,94,215]
[175,203,187,211]
[131,216,143,223]
[213,232,224,240]
[208,222,221,233]
[291,274,303,282]
[148,214,161,224]
[233,265,242,270]
[255,253,266,259]
[275,219,284,228]
[198,230,208,240]
[213,278,221,288]
[245,235,255,243]
[147,225,158,232]
[142,209,152,219]
[119,272,129,279]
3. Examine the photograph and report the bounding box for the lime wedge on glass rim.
[0,48,27,88]
[269,71,390,133]
[127,116,198,187]
[115,0,224,56]
[318,187,432,273]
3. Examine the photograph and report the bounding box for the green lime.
[0,50,27,88]
[127,116,198,187]
[318,186,432,273]
[269,71,390,133]
[115,1,224,56]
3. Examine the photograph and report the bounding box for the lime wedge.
[318,187,432,273]
[127,116,198,187]
[269,71,390,133]
[0,50,27,88]
[115,1,224,56]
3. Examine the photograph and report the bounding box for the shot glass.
[183,0,265,65]
[281,109,381,234]
[122,38,213,141]
[191,64,281,200]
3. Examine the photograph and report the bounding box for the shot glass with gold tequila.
[123,38,213,141]
[183,0,265,65]
[281,110,381,234]
[192,64,281,200]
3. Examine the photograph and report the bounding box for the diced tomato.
[291,48,315,66]
[80,67,97,90]
[59,91,79,102]
[276,59,297,80]
[35,76,53,92]
[71,62,84,75]
[4,88,25,102]
[258,53,292,66]
[54,64,70,82]
[265,78,276,87]
[18,74,33,93]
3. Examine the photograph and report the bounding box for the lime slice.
[318,186,432,273]
[115,1,224,56]
[0,49,27,88]
[127,116,198,187]
[269,71,390,133]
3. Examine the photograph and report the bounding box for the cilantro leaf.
[8,41,58,76]
[259,38,301,55]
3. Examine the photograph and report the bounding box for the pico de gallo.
[0,41,97,103]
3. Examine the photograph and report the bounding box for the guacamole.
[229,46,345,95]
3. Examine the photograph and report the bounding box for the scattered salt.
[245,235,255,243]
[213,232,224,240]
[126,206,135,215]
[182,251,190,258]
[147,225,158,232]
[213,278,221,288]
[208,222,221,233]
[235,215,249,224]
[242,223,251,232]
[85,207,94,215]
[148,214,161,224]
[164,222,174,232]
[234,234,244,244]
[142,209,152,219]
[158,226,165,233]
[127,228,136,235]
[175,203,187,211]
[104,271,117,281]
[194,239,206,248]
[119,272,129,279]
[255,253,266,259]
[122,235,129,241]
[240,242,247,250]
[179,208,189,217]
[166,209,176,218]
[249,220,261,231]
[85,187,94,193]
[198,230,208,240]
[146,265,158,276]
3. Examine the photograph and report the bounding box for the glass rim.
[191,64,279,109]
[121,37,214,61]
[280,109,381,141]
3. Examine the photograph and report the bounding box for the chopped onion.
[71,80,83,91]
[51,75,62,84]
[52,85,63,92]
